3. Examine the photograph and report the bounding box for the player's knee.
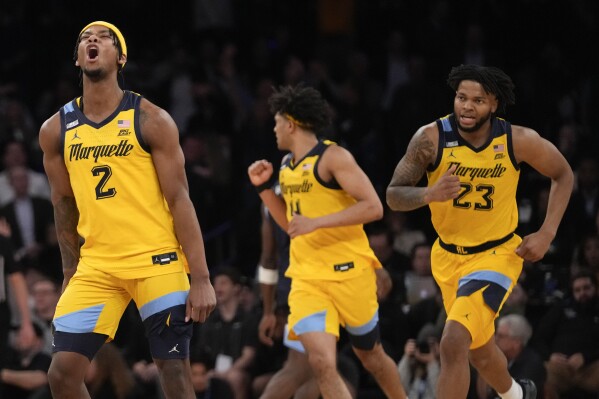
[47,360,80,393]
[469,342,496,370]
[47,363,66,390]
[307,351,336,375]
[439,331,470,360]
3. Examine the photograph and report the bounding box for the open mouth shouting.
[86,45,99,62]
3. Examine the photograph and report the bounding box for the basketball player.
[248,85,406,399]
[38,21,216,398]
[386,64,573,399]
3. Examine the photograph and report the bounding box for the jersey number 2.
[92,165,116,199]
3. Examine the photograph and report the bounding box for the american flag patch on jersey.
[117,120,130,128]
[493,144,505,152]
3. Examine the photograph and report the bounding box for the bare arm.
[230,346,256,372]
[258,205,277,312]
[140,99,216,322]
[387,124,439,211]
[512,126,574,261]
[0,369,48,390]
[39,113,80,292]
[387,124,461,212]
[257,205,278,345]
[7,272,35,349]
[319,145,384,226]
[284,145,383,238]
[247,159,289,231]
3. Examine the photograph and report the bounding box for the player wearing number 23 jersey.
[386,65,572,399]
[427,114,519,248]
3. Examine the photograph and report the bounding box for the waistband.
[438,232,514,255]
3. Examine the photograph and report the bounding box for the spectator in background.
[0,217,35,369]
[555,123,581,166]
[190,352,236,399]
[532,269,599,399]
[366,221,410,295]
[0,166,54,272]
[0,140,50,207]
[0,322,51,399]
[29,277,60,354]
[191,266,258,399]
[475,314,546,399]
[397,325,440,399]
[403,243,436,307]
[384,211,428,259]
[572,234,599,280]
[406,284,445,345]
[499,283,529,319]
[0,99,38,158]
[567,155,599,241]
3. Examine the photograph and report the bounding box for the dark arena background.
[1,1,599,398]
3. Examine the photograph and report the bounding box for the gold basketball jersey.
[279,140,381,281]
[427,114,520,247]
[60,91,186,278]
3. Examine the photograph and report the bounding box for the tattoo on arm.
[54,197,80,272]
[387,132,436,211]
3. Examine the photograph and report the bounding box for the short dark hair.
[447,64,515,114]
[268,84,333,135]
[571,267,597,288]
[213,266,242,285]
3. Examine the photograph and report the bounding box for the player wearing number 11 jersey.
[38,21,215,399]
[386,64,573,399]
[248,85,406,399]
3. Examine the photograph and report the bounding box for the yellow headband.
[79,21,127,68]
[284,113,310,129]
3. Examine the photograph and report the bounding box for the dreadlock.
[268,84,333,135]
[447,65,515,115]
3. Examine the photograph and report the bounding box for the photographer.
[397,325,440,399]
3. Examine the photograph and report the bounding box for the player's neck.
[457,123,492,148]
[291,134,319,163]
[80,80,124,120]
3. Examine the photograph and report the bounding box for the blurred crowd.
[1,0,599,398]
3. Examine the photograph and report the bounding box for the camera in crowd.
[417,340,430,354]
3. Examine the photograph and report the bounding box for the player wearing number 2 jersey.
[60,90,183,278]
[38,21,215,399]
[387,64,573,399]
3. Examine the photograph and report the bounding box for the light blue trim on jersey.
[293,310,327,335]
[441,117,452,132]
[345,310,379,336]
[53,304,105,333]
[459,270,512,290]
[139,290,188,321]
[283,324,306,353]
[64,101,75,113]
